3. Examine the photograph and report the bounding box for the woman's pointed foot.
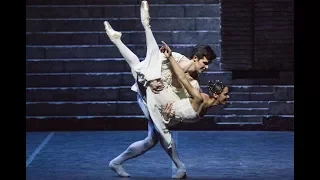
[104,21,122,41]
[141,0,151,28]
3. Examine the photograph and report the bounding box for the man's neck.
[188,71,199,80]
[186,62,195,73]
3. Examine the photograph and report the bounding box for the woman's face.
[216,87,229,105]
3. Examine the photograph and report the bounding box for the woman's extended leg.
[133,0,162,82]
[104,21,140,80]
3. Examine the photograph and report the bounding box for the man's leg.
[135,93,187,179]
[159,138,187,179]
[109,121,159,177]
[109,94,159,177]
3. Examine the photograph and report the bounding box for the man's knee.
[145,136,158,148]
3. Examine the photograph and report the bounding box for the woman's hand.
[160,41,172,58]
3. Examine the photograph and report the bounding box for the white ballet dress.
[132,51,201,149]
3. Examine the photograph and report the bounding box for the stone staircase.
[26,0,294,131]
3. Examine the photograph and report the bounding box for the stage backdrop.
[26,0,293,131]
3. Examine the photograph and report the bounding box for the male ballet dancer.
[106,1,216,178]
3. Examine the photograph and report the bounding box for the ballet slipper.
[103,21,122,42]
[172,168,187,179]
[109,160,130,177]
[141,0,151,28]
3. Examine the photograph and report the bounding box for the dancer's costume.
[132,51,202,149]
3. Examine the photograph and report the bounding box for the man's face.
[193,56,210,74]
[214,87,230,105]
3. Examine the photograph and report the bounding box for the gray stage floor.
[26,131,294,180]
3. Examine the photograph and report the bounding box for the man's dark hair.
[189,44,216,64]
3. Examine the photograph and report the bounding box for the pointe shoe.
[141,0,151,28]
[103,21,122,41]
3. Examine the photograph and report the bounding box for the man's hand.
[160,41,172,58]
[161,103,175,123]
[148,78,164,94]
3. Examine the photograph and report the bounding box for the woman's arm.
[160,41,203,103]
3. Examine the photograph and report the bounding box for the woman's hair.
[207,80,226,95]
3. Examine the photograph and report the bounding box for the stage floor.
[26,131,294,180]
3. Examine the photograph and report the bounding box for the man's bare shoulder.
[178,59,193,72]
[172,52,190,62]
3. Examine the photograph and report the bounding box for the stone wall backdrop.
[220,0,294,130]
[221,0,294,82]
[26,0,293,131]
